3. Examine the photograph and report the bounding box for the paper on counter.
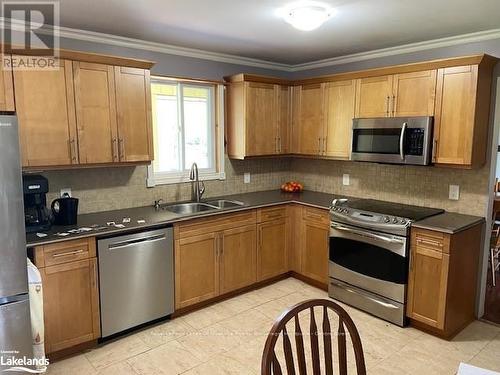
[35,233,47,238]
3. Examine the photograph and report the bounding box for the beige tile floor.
[46,278,500,375]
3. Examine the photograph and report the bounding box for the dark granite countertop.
[411,212,485,234]
[26,190,343,247]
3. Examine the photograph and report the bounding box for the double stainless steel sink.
[162,199,245,214]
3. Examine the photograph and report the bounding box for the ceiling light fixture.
[277,1,335,31]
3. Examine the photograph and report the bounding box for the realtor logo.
[1,1,59,70]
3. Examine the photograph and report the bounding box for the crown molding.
[1,17,499,73]
[289,29,500,71]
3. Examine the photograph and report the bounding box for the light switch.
[244,172,251,184]
[343,174,350,186]
[449,185,460,200]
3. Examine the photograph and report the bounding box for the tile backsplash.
[290,158,490,217]
[40,156,490,217]
[42,157,291,214]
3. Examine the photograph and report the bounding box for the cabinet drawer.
[412,228,449,254]
[302,206,329,227]
[175,210,257,239]
[34,238,96,267]
[257,205,288,223]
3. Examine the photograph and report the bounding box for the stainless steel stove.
[328,198,443,326]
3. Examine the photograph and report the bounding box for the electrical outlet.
[244,172,251,184]
[60,188,72,197]
[449,185,460,200]
[343,174,350,186]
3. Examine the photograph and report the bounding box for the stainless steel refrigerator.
[0,114,33,371]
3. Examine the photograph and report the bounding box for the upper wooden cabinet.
[392,70,436,117]
[292,83,326,155]
[0,54,14,111]
[73,61,118,164]
[15,58,79,167]
[114,66,153,162]
[226,76,291,158]
[355,70,436,118]
[324,80,356,159]
[13,51,154,169]
[433,63,493,168]
[355,75,393,118]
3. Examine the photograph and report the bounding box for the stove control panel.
[330,205,411,232]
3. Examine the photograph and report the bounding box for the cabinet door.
[300,217,329,285]
[433,65,477,166]
[0,54,14,111]
[15,58,78,167]
[41,258,100,353]
[245,82,277,156]
[220,225,257,294]
[257,219,288,281]
[277,85,291,154]
[115,66,153,162]
[296,83,325,155]
[355,75,393,118]
[324,80,356,159]
[175,233,219,309]
[73,62,118,164]
[392,70,436,117]
[407,246,449,329]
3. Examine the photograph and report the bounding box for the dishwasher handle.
[108,233,167,250]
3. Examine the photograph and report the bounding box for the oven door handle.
[331,223,404,244]
[399,122,407,161]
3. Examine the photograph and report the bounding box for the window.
[147,77,225,186]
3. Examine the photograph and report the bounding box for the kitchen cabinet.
[174,210,257,309]
[293,83,326,155]
[0,54,14,111]
[220,225,257,293]
[226,75,291,158]
[324,80,356,158]
[14,51,154,169]
[15,58,78,167]
[407,225,482,338]
[114,66,153,162]
[33,238,100,354]
[355,70,436,118]
[355,75,393,118]
[299,206,330,285]
[73,61,118,164]
[257,206,289,281]
[175,232,219,309]
[433,63,493,167]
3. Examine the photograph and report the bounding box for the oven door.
[329,221,408,303]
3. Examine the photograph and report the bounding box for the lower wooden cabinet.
[257,219,288,281]
[174,211,257,309]
[220,225,257,293]
[174,233,219,309]
[299,207,330,285]
[33,238,100,354]
[407,224,483,337]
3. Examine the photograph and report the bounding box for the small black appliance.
[22,175,52,233]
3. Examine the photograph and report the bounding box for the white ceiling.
[58,0,500,64]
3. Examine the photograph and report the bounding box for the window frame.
[147,76,225,187]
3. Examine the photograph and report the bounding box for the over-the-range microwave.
[350,116,433,166]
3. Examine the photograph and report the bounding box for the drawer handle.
[416,238,443,247]
[307,213,324,220]
[52,249,84,258]
[265,213,283,219]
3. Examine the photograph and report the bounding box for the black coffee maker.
[23,175,52,233]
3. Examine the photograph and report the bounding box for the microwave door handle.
[399,122,407,160]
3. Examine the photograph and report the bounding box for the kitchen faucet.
[189,162,205,202]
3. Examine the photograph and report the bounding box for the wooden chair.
[261,299,366,375]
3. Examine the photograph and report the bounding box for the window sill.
[147,169,226,187]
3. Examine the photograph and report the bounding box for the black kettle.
[51,194,79,226]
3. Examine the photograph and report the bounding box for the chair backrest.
[261,299,366,375]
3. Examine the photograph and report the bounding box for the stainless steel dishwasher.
[98,227,174,338]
